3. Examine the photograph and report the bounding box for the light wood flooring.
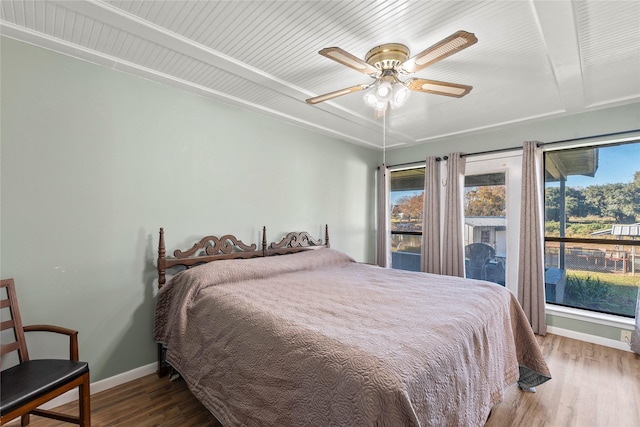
[10,334,640,427]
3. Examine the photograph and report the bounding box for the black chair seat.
[1,359,89,416]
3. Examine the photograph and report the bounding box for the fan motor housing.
[365,43,410,70]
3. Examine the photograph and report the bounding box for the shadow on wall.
[98,228,158,380]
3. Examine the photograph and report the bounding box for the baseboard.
[40,362,157,409]
[547,325,633,352]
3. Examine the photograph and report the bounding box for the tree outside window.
[544,142,640,318]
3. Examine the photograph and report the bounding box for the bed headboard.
[157,225,329,286]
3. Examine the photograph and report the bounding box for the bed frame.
[156,225,329,375]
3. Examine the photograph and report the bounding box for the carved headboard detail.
[157,227,266,286]
[157,225,329,286]
[173,235,258,259]
[267,226,329,255]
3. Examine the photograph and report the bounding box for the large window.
[390,167,425,271]
[544,141,640,317]
[389,154,521,288]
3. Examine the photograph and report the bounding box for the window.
[388,154,521,288]
[390,167,425,271]
[464,172,507,286]
[464,154,523,291]
[543,141,640,318]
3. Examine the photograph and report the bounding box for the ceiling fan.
[305,30,478,112]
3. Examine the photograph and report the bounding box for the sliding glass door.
[464,154,521,292]
[464,172,507,284]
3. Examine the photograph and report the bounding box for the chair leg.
[20,413,30,426]
[79,373,91,427]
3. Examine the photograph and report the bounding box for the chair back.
[0,278,90,426]
[465,243,496,280]
[0,278,30,365]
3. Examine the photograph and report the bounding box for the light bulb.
[376,82,392,100]
[390,84,410,109]
[364,90,377,107]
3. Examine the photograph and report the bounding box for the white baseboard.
[40,362,157,410]
[547,325,633,352]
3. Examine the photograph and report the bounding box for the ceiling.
[2,1,639,150]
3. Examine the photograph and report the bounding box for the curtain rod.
[540,129,640,147]
[387,129,640,168]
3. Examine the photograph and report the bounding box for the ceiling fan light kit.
[305,30,478,115]
[364,78,411,112]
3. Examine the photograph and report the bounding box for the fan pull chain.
[383,110,386,165]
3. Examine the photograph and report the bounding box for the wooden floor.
[11,334,640,427]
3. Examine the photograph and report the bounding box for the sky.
[562,143,639,188]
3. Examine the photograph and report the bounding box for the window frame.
[389,165,426,271]
[542,139,640,320]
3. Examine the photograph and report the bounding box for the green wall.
[385,102,640,163]
[0,37,378,381]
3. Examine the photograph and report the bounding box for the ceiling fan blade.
[305,84,370,104]
[406,78,473,98]
[400,30,478,74]
[319,47,379,75]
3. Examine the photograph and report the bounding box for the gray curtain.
[441,153,466,277]
[421,156,441,274]
[376,164,391,267]
[632,296,640,354]
[517,141,547,335]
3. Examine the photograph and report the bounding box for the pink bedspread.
[155,248,550,427]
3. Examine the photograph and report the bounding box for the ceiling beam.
[531,0,585,112]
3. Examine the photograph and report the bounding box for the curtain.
[441,153,466,277]
[517,141,547,335]
[632,296,640,354]
[376,164,391,267]
[421,156,441,274]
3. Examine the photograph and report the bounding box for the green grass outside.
[563,271,639,317]
[567,270,640,287]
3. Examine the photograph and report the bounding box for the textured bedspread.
[154,248,550,427]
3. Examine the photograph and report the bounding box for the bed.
[154,226,550,427]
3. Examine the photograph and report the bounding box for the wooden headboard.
[157,225,329,287]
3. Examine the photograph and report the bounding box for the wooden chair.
[0,278,91,426]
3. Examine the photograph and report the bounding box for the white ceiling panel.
[576,1,640,107]
[2,0,639,149]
